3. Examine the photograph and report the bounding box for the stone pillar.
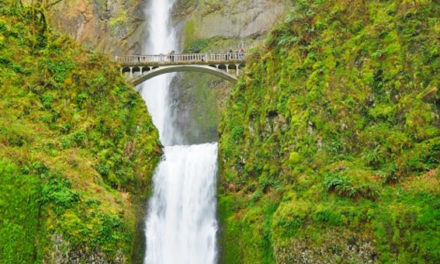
[149,66,153,71]
[120,68,123,74]
[215,64,219,69]
[236,64,240,76]
[226,64,229,73]
[129,67,133,78]
[140,66,144,75]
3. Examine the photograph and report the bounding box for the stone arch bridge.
[116,52,245,86]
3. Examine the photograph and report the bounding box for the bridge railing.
[115,53,245,65]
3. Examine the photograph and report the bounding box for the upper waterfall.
[140,0,181,146]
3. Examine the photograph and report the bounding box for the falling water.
[140,0,180,146]
[144,144,218,264]
[139,0,218,263]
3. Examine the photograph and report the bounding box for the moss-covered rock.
[0,1,161,263]
[218,0,440,263]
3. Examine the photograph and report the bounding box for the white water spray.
[139,0,218,263]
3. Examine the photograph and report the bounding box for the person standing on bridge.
[170,50,175,62]
[239,48,245,60]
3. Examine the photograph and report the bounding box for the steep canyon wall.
[48,0,146,55]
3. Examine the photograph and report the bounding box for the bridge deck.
[116,53,245,66]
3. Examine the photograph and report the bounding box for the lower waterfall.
[144,144,218,264]
[139,0,219,263]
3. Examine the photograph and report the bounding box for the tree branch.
[45,0,65,9]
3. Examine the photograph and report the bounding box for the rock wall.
[169,0,292,144]
[48,0,147,55]
[174,0,291,45]
[47,0,291,57]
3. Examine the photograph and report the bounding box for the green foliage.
[324,173,356,198]
[374,192,440,264]
[0,1,161,262]
[218,0,440,263]
[183,19,196,47]
[184,39,209,53]
[41,174,79,214]
[0,160,42,264]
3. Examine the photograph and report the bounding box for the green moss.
[218,0,440,263]
[183,19,196,48]
[0,160,42,263]
[0,1,161,262]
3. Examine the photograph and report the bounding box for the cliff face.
[48,0,146,55]
[218,1,440,263]
[49,0,290,56]
[174,0,290,44]
[169,0,292,144]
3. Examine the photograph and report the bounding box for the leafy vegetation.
[0,1,161,263]
[218,0,440,263]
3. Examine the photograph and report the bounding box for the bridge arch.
[116,53,245,86]
[130,64,239,86]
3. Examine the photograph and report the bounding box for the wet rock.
[273,231,377,264]
[50,233,126,264]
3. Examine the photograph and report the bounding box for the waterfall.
[139,0,218,263]
[140,0,180,146]
[144,144,218,264]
